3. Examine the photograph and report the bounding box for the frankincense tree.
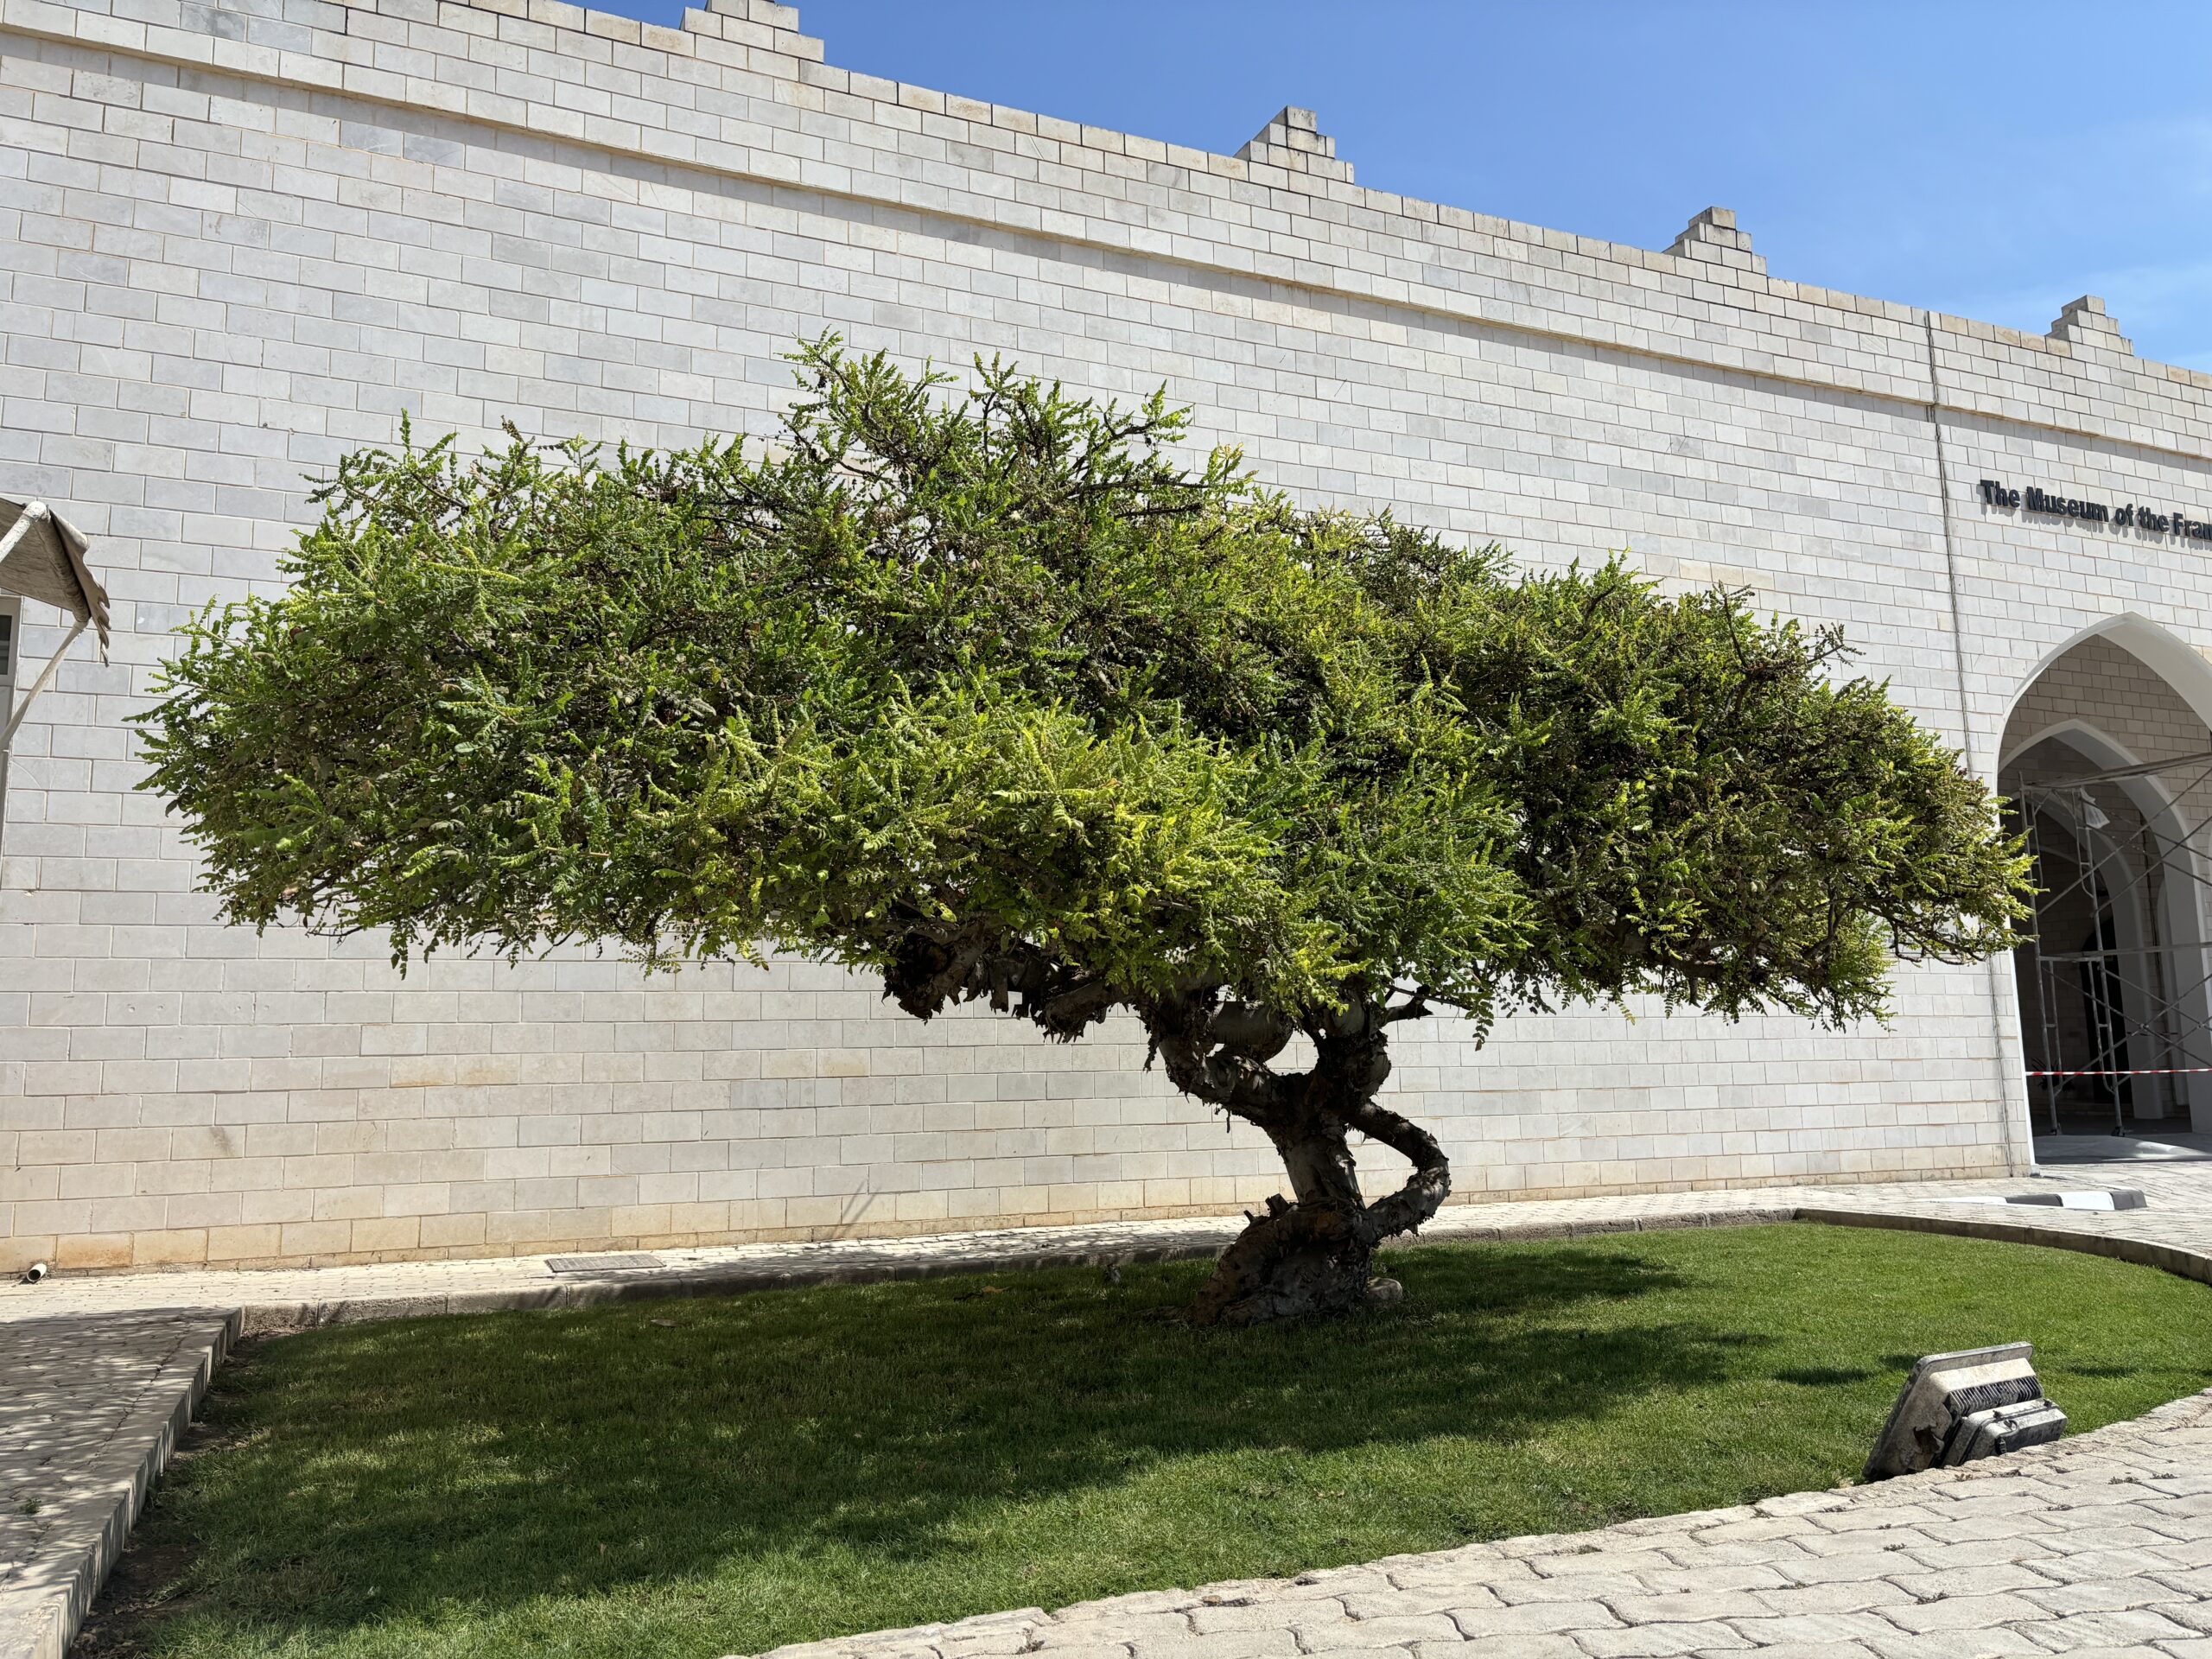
[138,340,2030,1324]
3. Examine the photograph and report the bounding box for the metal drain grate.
[545,1253,664,1275]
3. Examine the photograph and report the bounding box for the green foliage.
[137,340,2026,1034]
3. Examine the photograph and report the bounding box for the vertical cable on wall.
[1925,310,2035,1171]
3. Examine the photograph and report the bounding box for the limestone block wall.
[3,0,2212,1269]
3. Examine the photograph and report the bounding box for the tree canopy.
[139,340,2030,1321]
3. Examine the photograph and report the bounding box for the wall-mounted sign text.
[1979,478,2212,542]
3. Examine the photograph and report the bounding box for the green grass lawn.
[82,1223,2212,1659]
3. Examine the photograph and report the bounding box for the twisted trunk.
[1180,998,1452,1326]
[887,953,1454,1327]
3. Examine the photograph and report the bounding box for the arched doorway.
[2000,625,2212,1138]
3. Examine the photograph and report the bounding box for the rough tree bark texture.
[1150,994,1452,1326]
[881,929,1449,1325]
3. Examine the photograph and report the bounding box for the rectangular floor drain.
[545,1253,664,1274]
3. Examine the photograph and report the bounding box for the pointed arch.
[2002,612,2212,735]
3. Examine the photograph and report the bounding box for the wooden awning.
[0,494,110,661]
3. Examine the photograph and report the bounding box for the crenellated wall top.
[8,0,2212,461]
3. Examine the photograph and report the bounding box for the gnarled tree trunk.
[887,947,1456,1328]
[1153,994,1452,1326]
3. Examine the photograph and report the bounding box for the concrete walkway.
[5,1162,2211,1659]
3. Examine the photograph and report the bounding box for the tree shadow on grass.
[133,1244,1749,1644]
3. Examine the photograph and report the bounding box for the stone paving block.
[2023,1548,2188,1585]
[1654,1541,1813,1573]
[1382,1557,1540,1591]
[2150,1565,2212,1595]
[1446,1597,1624,1637]
[1493,1572,1666,1604]
[1695,1516,1834,1546]
[2031,1522,2188,1552]
[1531,1542,1681,1574]
[1574,1619,1754,1656]
[1891,1541,2056,1572]
[1747,1581,1917,1617]
[2016,1577,2192,1614]
[1183,1604,1300,1634]
[1045,1612,1194,1646]
[2130,1473,2212,1496]
[1920,1484,2070,1515]
[1910,1517,2060,1548]
[1622,1506,1762,1537]
[1416,1636,1582,1659]
[1859,1630,2050,1657]
[1872,1592,2048,1633]
[1759,1494,1859,1520]
[1798,1530,1939,1560]
[1715,1612,1904,1646]
[1273,1567,1397,1599]
[1633,1565,1798,1596]
[1281,1614,1461,1649]
[1878,1564,2056,1600]
[936,1611,1052,1657]
[1813,1507,1950,1536]
[2143,1493,2212,1522]
[1603,1591,1777,1624]
[1332,1586,1503,1620]
[1774,1552,1927,1586]
[1127,1630,1300,1659]
[2022,1605,2208,1647]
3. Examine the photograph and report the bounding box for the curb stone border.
[1801,1204,2212,1284]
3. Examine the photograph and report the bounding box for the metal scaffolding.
[2017,747,2212,1135]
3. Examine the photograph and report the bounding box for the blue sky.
[601,2,2212,372]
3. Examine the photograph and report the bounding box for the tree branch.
[1141,992,1294,1127]
[1342,1096,1452,1243]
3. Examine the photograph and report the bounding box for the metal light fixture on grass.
[1863,1343,2066,1480]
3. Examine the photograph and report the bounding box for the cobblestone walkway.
[3,1161,2209,1659]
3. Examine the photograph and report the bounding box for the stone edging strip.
[1799,1203,2212,1285]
